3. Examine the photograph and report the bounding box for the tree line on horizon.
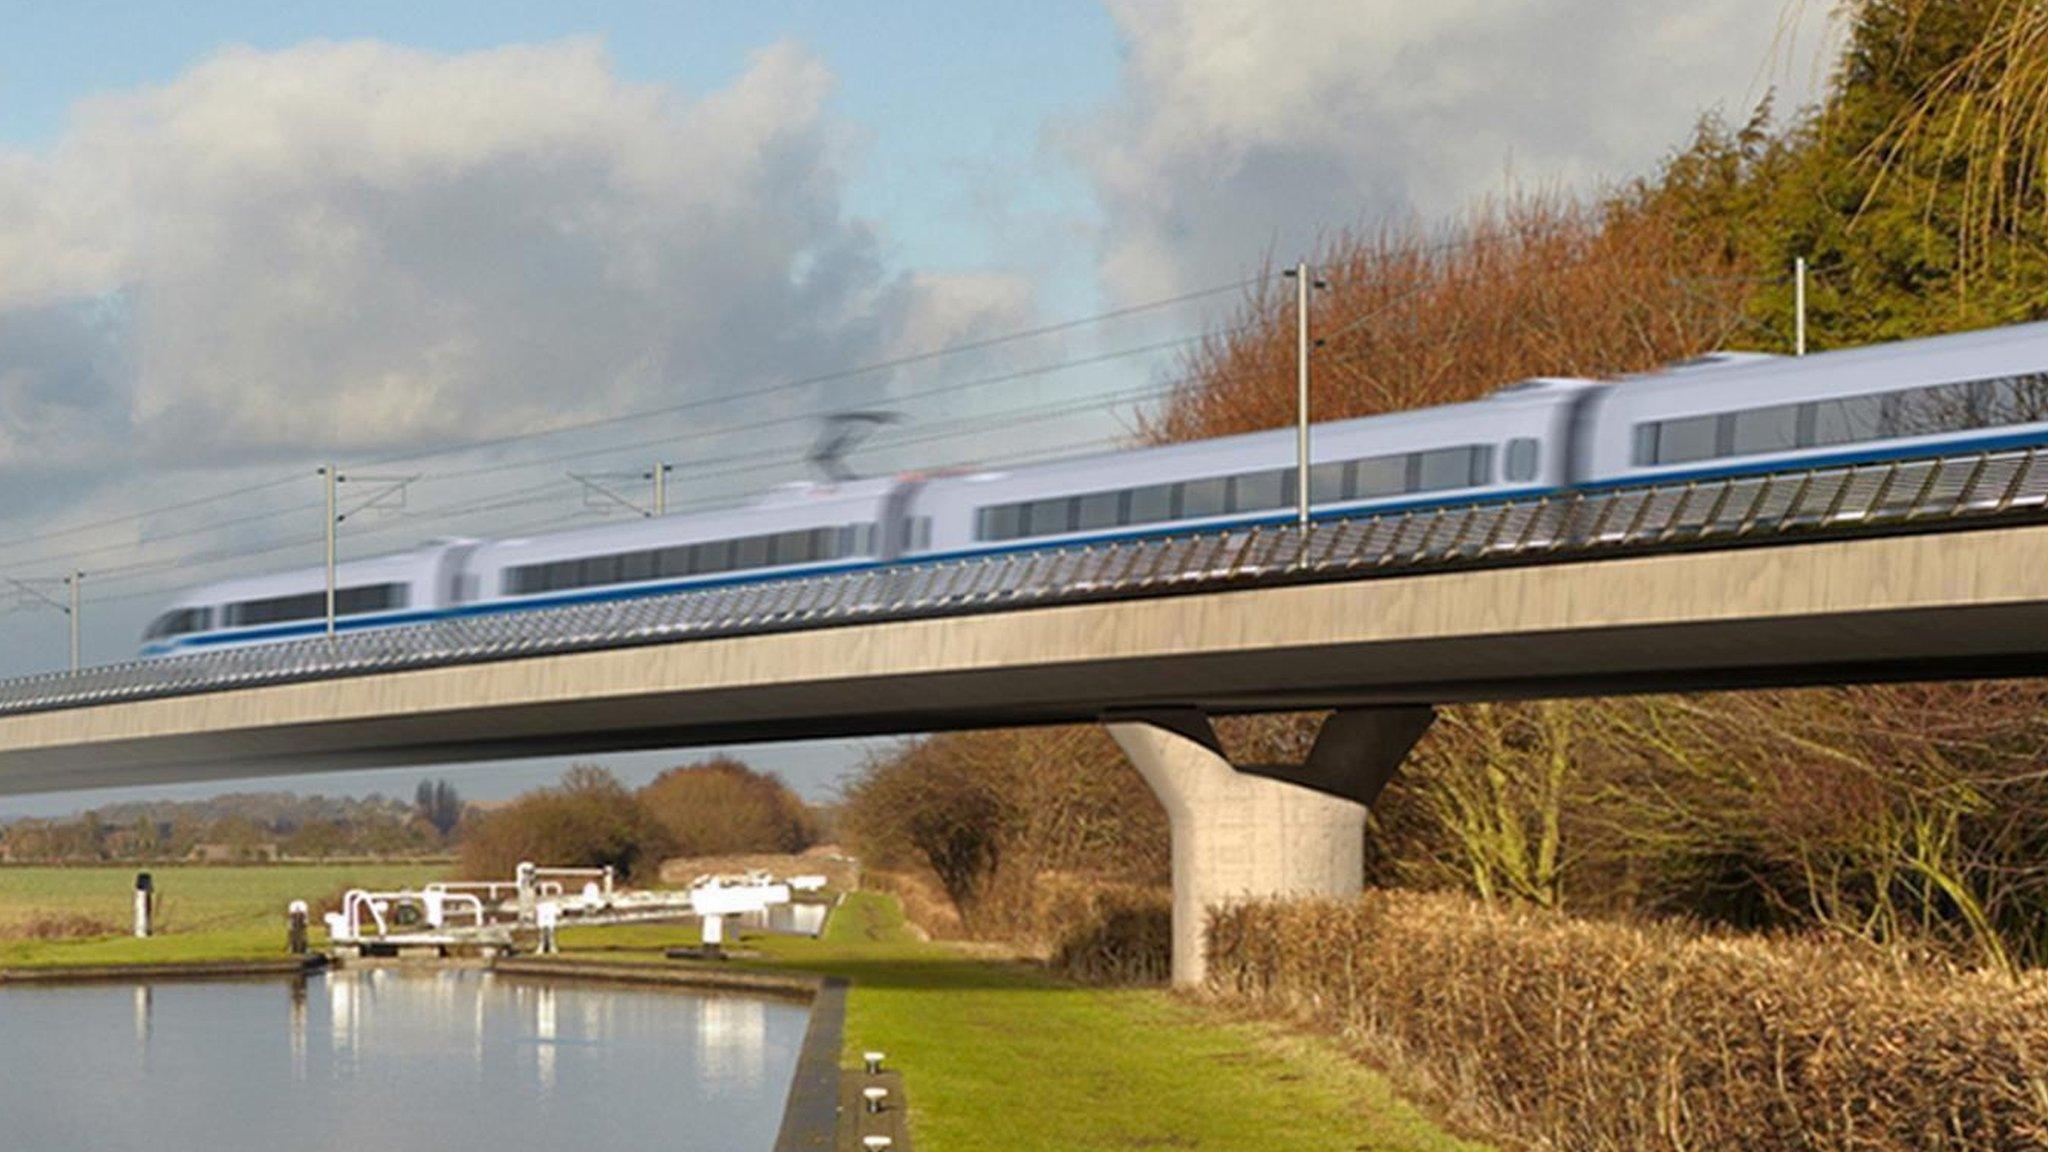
[0,786,461,863]
[0,756,827,878]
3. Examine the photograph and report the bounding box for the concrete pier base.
[1107,708,1433,987]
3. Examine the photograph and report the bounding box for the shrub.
[1208,890,2048,1152]
[638,756,818,857]
[840,727,1167,934]
[1046,882,1171,985]
[458,765,674,883]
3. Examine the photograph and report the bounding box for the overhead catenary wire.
[353,275,1270,474]
[0,319,1252,579]
[0,275,1263,573]
[64,371,1218,607]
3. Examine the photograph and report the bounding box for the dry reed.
[0,912,124,941]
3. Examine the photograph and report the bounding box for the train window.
[978,505,1022,541]
[693,540,732,574]
[227,591,322,627]
[334,584,406,616]
[1354,454,1406,499]
[226,583,404,627]
[1181,477,1228,518]
[583,555,622,587]
[1415,446,1485,492]
[1649,414,1719,465]
[1231,469,1288,513]
[1730,404,1800,456]
[734,534,770,569]
[1024,497,1073,536]
[1630,424,1657,466]
[1808,395,1884,446]
[1983,372,2048,424]
[650,546,686,578]
[1127,483,1177,525]
[1310,461,1351,503]
[1887,383,1991,439]
[621,550,657,582]
[1504,438,1540,482]
[1076,490,1122,531]
[145,607,210,640]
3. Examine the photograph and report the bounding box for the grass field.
[0,863,441,967]
[1,866,1483,1152]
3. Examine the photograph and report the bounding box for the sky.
[0,0,1841,817]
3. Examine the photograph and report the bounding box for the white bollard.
[287,900,309,955]
[536,901,560,955]
[862,1138,893,1151]
[863,1050,886,1075]
[516,861,538,927]
[862,1086,889,1115]
[133,872,153,939]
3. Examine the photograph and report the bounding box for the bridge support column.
[1107,707,1435,987]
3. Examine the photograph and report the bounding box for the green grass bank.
[0,863,440,967]
[563,894,1484,1152]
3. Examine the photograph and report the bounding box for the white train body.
[140,321,2048,657]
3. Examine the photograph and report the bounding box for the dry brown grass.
[1209,890,2048,1152]
[863,868,967,940]
[0,912,124,941]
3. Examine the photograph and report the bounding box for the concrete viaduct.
[7,521,2048,983]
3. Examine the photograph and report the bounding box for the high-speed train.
[140,320,2048,657]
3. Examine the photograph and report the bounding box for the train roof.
[947,383,1589,486]
[1614,319,2048,393]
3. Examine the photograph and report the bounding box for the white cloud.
[0,37,1035,468]
[1066,0,1842,300]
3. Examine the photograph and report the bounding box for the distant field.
[0,863,445,967]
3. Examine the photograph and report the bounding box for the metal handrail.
[5,445,2048,717]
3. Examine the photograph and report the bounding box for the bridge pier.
[1107,707,1435,987]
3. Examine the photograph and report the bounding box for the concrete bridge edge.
[1105,707,1435,987]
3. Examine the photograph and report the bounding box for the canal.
[0,968,810,1151]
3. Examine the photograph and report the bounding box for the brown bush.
[840,726,1167,936]
[458,765,674,883]
[1045,880,1171,985]
[1209,891,2048,1152]
[638,756,819,858]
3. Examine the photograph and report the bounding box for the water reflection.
[290,977,308,1082]
[132,984,151,1053]
[0,969,807,1152]
[534,983,557,1095]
